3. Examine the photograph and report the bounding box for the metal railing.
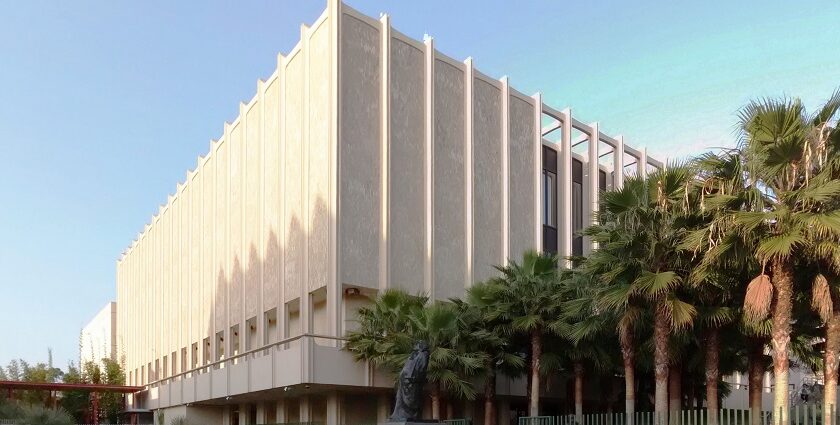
[445,419,473,425]
[518,405,838,425]
[140,333,347,391]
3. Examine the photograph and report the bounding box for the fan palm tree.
[731,92,840,423]
[683,149,759,425]
[409,302,485,418]
[345,290,484,420]
[579,215,651,424]
[558,268,614,424]
[457,288,526,425]
[482,250,561,416]
[594,167,698,424]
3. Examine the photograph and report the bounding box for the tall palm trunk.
[485,367,497,425]
[654,303,670,425]
[668,364,681,425]
[431,383,441,420]
[529,329,542,416]
[771,259,793,425]
[748,339,765,425]
[620,326,636,425]
[825,312,840,425]
[574,362,584,424]
[705,328,721,425]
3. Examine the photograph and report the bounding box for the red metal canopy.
[0,380,142,393]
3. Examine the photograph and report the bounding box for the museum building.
[115,1,662,423]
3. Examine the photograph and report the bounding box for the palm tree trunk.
[530,329,542,417]
[654,302,670,425]
[748,339,765,425]
[574,362,584,424]
[771,258,793,425]
[620,326,636,425]
[485,367,497,425]
[824,311,840,425]
[705,328,720,425]
[668,364,681,425]
[432,383,441,420]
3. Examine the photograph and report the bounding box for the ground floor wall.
[149,391,537,425]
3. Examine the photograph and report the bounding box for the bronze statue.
[390,341,430,422]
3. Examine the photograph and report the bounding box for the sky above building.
[1,0,838,368]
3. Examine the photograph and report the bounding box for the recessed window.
[542,171,557,228]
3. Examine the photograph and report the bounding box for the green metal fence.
[519,405,837,425]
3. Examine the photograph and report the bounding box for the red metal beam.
[0,380,142,393]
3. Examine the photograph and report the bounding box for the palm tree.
[580,215,650,424]
[345,289,427,369]
[482,250,561,416]
[410,303,485,418]
[594,167,698,424]
[457,288,525,425]
[731,92,840,424]
[345,290,484,420]
[558,268,613,424]
[683,149,758,425]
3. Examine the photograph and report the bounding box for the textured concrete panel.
[214,143,228,332]
[339,14,380,289]
[472,78,503,282]
[285,53,304,301]
[433,58,465,300]
[389,37,425,293]
[308,23,330,292]
[229,124,243,325]
[263,80,281,310]
[202,158,214,338]
[245,105,261,318]
[191,174,203,340]
[508,96,536,259]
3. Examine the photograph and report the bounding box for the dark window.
[542,171,556,227]
[542,147,558,254]
[572,159,583,256]
[599,170,607,191]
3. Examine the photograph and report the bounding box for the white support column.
[300,23,311,338]
[276,399,286,424]
[379,14,391,293]
[532,93,542,253]
[327,392,342,425]
[424,37,435,298]
[639,146,648,177]
[614,135,625,189]
[300,396,311,423]
[500,76,510,264]
[257,79,266,348]
[464,57,474,289]
[587,122,600,253]
[277,53,287,344]
[559,109,572,268]
[238,404,247,425]
[327,0,341,343]
[256,404,267,425]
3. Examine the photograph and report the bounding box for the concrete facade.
[80,302,117,368]
[115,1,662,424]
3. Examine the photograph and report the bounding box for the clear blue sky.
[1,0,838,369]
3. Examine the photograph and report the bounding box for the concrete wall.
[117,7,336,387]
[338,11,381,291]
[472,75,503,283]
[80,302,117,367]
